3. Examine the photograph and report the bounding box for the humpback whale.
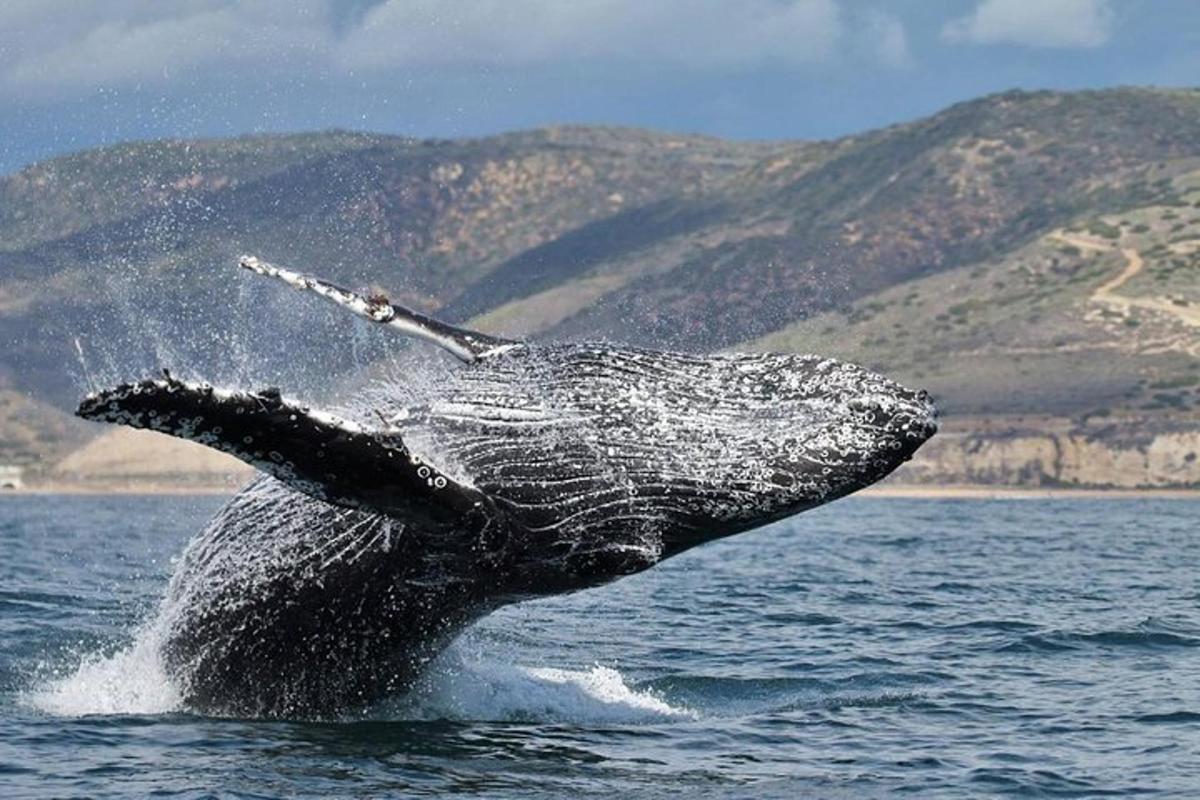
[76,256,938,718]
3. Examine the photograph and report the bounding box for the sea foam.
[28,631,692,724]
[28,625,182,717]
[388,648,695,724]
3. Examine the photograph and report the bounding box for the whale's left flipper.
[76,374,492,523]
[238,256,516,363]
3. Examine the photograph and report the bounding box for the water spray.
[73,337,98,396]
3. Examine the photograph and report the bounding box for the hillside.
[50,428,251,489]
[1,87,1198,488]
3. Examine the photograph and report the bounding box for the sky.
[1,0,1198,173]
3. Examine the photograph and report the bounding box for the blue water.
[1,495,1198,798]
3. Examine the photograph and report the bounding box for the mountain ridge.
[2,86,1198,486]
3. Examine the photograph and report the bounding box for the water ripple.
[1,496,1198,797]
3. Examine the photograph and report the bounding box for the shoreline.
[2,483,246,496]
[860,485,1200,499]
[4,483,1198,499]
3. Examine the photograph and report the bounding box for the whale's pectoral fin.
[238,256,517,364]
[76,374,491,523]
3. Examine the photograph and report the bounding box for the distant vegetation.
[1,87,1199,481]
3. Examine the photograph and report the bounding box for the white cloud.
[333,0,844,71]
[0,0,911,99]
[942,0,1114,49]
[0,1,332,94]
[854,9,912,69]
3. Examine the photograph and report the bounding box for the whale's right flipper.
[238,256,517,363]
[76,374,493,524]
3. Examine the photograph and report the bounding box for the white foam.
[27,627,182,717]
[388,654,695,724]
[27,625,692,724]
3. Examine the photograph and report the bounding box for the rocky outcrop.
[896,417,1200,488]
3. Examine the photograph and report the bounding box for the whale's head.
[768,355,938,503]
[510,352,934,570]
[408,345,939,570]
[645,351,939,546]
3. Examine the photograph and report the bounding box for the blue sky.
[1,0,1197,173]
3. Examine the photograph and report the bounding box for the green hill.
[2,87,1198,487]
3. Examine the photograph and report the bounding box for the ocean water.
[1,494,1197,798]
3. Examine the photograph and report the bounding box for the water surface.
[1,495,1197,798]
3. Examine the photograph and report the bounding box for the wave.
[1131,710,1200,724]
[28,623,945,725]
[998,626,1200,653]
[30,611,948,725]
[641,670,939,717]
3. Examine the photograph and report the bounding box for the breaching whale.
[76,256,937,718]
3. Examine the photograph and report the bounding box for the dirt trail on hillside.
[1051,231,1200,332]
[1093,247,1144,299]
[1100,247,1200,329]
